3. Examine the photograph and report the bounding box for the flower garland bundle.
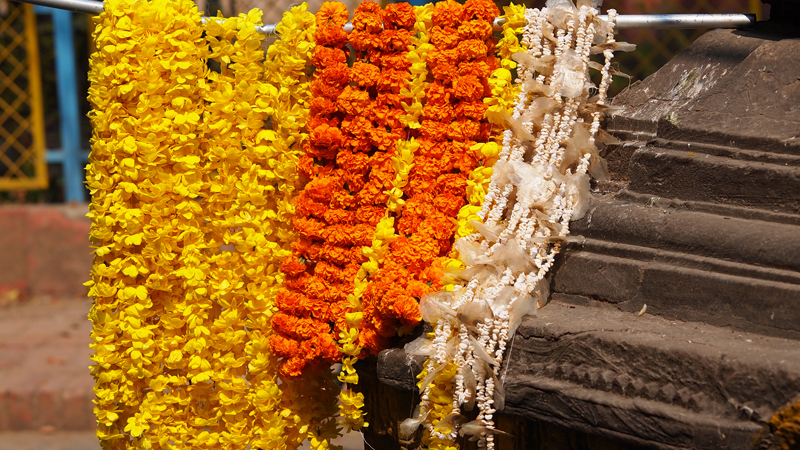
[335,1,421,432]
[254,5,325,449]
[379,0,501,448]
[269,1,350,380]
[202,8,322,449]
[346,0,419,358]
[193,11,273,448]
[403,6,528,450]
[86,0,207,447]
[406,2,628,449]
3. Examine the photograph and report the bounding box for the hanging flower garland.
[252,5,323,449]
[86,0,207,447]
[407,2,629,449]
[270,1,350,380]
[85,2,632,449]
[406,7,528,450]
[375,0,500,449]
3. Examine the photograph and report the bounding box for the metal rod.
[19,0,104,15]
[16,0,756,32]
[613,13,755,29]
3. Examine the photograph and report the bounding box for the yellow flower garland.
[202,9,278,449]
[257,5,336,450]
[387,3,433,215]
[86,0,207,448]
[400,3,433,130]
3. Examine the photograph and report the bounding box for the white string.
[360,430,378,450]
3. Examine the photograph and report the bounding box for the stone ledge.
[378,301,800,449]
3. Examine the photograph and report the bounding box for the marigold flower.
[278,356,306,378]
[380,29,412,52]
[425,82,451,105]
[312,46,348,68]
[431,64,459,83]
[453,74,485,101]
[430,26,460,49]
[316,1,349,28]
[436,173,469,198]
[432,0,465,28]
[349,63,381,88]
[426,48,458,70]
[295,193,329,218]
[349,31,382,52]
[419,121,450,141]
[464,0,500,22]
[447,118,482,140]
[355,205,386,225]
[316,25,348,48]
[380,53,413,71]
[310,97,339,116]
[318,62,351,85]
[335,150,371,174]
[310,78,345,99]
[456,39,489,61]
[382,2,415,30]
[281,256,308,277]
[459,60,493,78]
[352,1,383,32]
[458,20,494,40]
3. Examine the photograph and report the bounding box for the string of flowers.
[269,1,349,379]
[253,5,324,449]
[403,6,529,450]
[407,2,629,449]
[193,10,270,447]
[86,0,207,447]
[381,0,501,449]
[266,3,350,448]
[336,1,423,432]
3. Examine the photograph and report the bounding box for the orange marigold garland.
[361,0,499,372]
[266,7,348,442]
[348,0,418,359]
[337,2,419,432]
[270,2,350,380]
[402,2,501,448]
[270,0,420,376]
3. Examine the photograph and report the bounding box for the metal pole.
[13,0,757,32]
[612,13,756,29]
[52,8,86,202]
[21,0,103,15]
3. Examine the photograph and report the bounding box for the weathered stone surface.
[556,197,800,338]
[608,29,800,153]
[378,301,800,449]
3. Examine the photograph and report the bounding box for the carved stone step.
[377,301,800,449]
[628,145,800,214]
[570,197,800,273]
[556,197,800,338]
[606,29,800,155]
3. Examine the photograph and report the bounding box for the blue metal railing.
[36,5,88,203]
